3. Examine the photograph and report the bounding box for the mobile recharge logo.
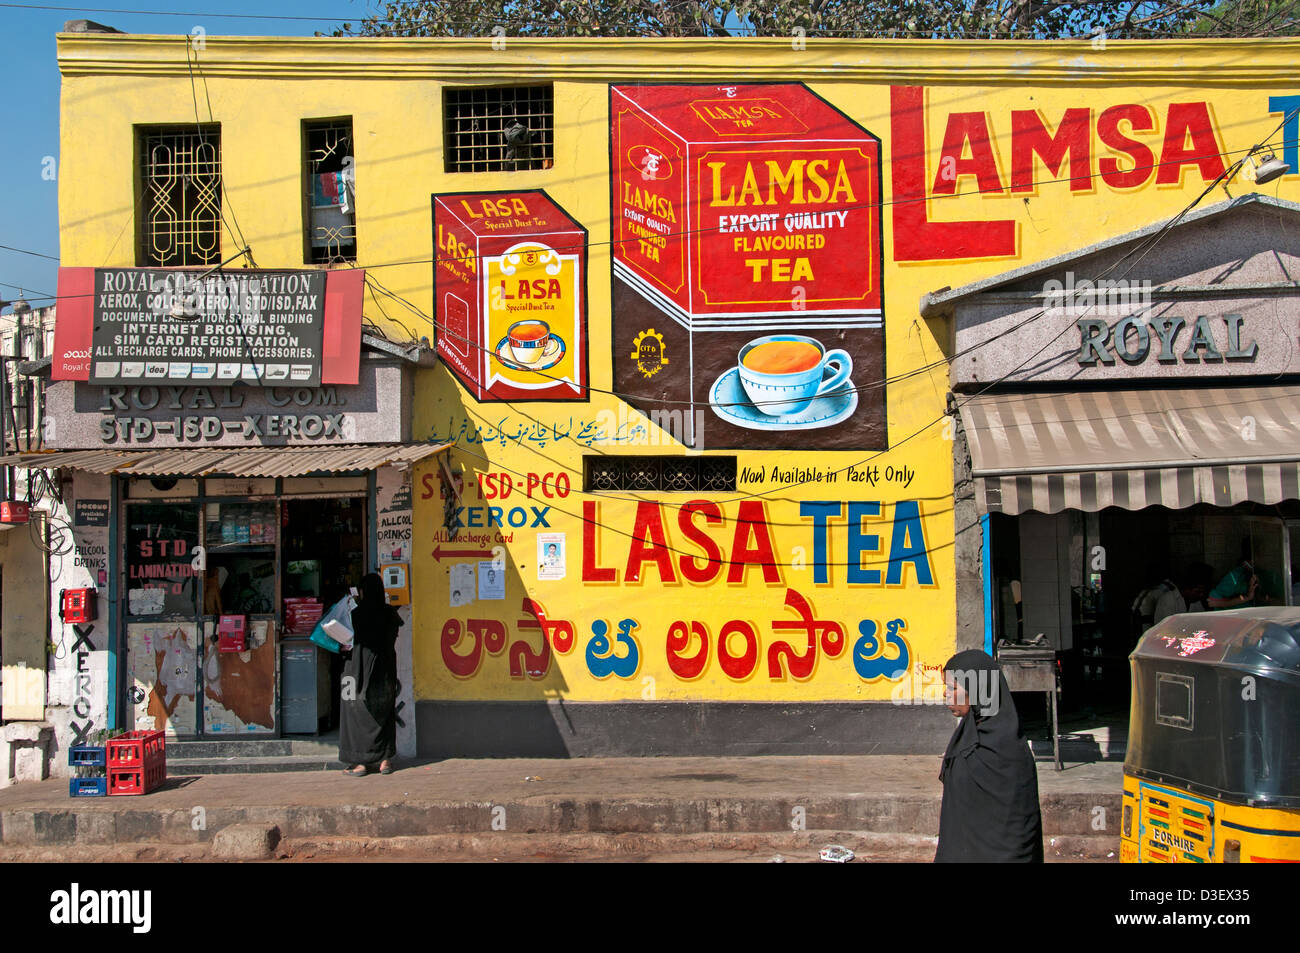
[49,883,151,933]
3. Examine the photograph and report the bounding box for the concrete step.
[1,790,1123,846]
[1030,732,1129,763]
[167,736,339,760]
[167,754,345,775]
[0,830,1120,863]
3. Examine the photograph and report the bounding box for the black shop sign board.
[89,269,327,388]
[74,499,110,527]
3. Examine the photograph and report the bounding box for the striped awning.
[959,386,1300,515]
[0,442,451,477]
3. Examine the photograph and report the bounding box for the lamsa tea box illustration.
[610,83,885,450]
[434,190,588,402]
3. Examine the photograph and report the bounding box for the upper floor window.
[443,85,553,173]
[137,125,222,267]
[303,117,356,264]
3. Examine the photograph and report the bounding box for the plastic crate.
[69,777,108,797]
[106,730,165,772]
[68,745,107,768]
[108,761,165,796]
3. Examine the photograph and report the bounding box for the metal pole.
[0,352,10,501]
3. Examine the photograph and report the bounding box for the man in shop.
[1207,540,1260,610]
[1151,563,1213,627]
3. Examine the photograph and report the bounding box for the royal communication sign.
[88,268,327,387]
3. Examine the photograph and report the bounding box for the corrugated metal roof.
[0,443,452,477]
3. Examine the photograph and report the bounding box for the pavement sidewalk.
[0,755,1123,860]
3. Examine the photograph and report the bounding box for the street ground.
[0,754,1122,862]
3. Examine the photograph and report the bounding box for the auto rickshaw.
[1122,607,1300,863]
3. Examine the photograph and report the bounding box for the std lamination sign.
[89,268,327,387]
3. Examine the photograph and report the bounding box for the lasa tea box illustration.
[610,83,885,450]
[434,189,588,402]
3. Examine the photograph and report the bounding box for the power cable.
[412,120,1289,537]
[10,128,1291,304]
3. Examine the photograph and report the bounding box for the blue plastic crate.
[69,776,108,797]
[68,745,106,768]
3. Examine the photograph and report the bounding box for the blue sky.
[0,1,373,310]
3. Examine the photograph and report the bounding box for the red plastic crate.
[106,730,166,774]
[108,762,165,796]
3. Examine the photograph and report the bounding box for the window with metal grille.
[585,456,737,493]
[303,118,357,264]
[443,86,554,173]
[137,125,222,267]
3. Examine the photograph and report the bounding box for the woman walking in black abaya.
[935,650,1043,862]
[340,573,402,777]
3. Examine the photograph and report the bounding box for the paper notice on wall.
[449,563,475,607]
[537,533,566,580]
[477,560,505,600]
[128,587,166,616]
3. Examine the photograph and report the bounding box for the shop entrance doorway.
[123,482,369,739]
[280,497,367,735]
[990,504,1300,759]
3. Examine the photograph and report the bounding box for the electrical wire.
[0,244,59,262]
[405,115,1293,544]
[9,127,1293,303]
[184,37,255,266]
[13,55,1296,526]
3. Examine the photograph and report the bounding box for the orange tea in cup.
[742,339,822,375]
[507,320,553,365]
[510,322,550,343]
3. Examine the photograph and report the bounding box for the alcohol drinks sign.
[89,268,327,388]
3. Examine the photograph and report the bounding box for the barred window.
[443,85,554,173]
[585,456,737,493]
[303,118,357,264]
[137,125,222,267]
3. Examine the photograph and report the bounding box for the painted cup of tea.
[737,335,852,416]
[507,320,557,365]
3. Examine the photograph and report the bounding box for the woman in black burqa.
[935,650,1043,862]
[340,573,402,776]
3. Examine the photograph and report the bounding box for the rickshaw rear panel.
[1123,608,1300,863]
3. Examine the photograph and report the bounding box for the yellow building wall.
[57,36,1300,706]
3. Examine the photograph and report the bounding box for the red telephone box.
[60,588,97,624]
[217,615,247,653]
